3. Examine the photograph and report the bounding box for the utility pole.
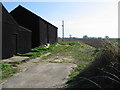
[62,20,64,41]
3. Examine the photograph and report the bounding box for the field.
[1,38,120,89]
[59,38,118,48]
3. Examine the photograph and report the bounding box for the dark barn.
[48,23,58,44]
[0,3,2,60]
[10,5,40,48]
[39,18,48,45]
[1,3,58,59]
[17,26,31,54]
[10,5,58,48]
[1,4,31,59]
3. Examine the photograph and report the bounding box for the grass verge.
[66,40,120,89]
[42,41,95,62]
[0,62,19,83]
[17,44,57,58]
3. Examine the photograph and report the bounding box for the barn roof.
[10,5,58,29]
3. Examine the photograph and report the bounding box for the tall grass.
[66,40,120,89]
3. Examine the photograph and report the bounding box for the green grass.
[68,63,89,81]
[42,41,95,62]
[17,52,44,58]
[0,62,19,83]
[17,44,57,58]
[58,41,80,46]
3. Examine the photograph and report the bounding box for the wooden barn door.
[12,34,18,55]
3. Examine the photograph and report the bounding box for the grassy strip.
[42,41,96,83]
[68,63,89,81]
[42,41,95,61]
[0,62,19,83]
[17,44,57,58]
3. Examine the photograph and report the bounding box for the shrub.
[66,40,120,88]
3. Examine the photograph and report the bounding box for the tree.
[105,36,109,39]
[98,37,102,39]
[83,35,88,39]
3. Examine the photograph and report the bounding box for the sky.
[1,0,119,38]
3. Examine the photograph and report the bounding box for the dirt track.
[2,59,76,88]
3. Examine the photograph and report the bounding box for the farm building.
[0,3,2,60]
[1,3,32,59]
[48,24,58,44]
[10,5,58,48]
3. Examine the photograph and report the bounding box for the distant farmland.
[58,38,118,48]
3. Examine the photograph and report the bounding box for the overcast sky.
[2,0,119,38]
